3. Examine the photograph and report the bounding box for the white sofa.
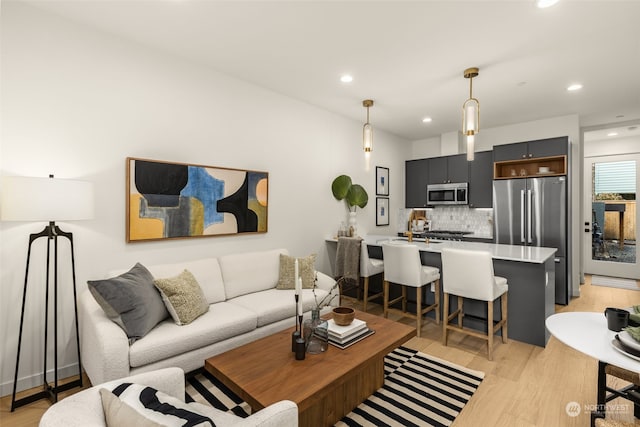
[39,367,298,427]
[80,248,338,385]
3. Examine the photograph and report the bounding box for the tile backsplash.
[427,206,493,236]
[399,206,493,237]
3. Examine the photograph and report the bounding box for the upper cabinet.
[405,151,492,208]
[405,158,430,208]
[493,136,568,161]
[493,136,569,179]
[428,154,468,184]
[468,150,493,208]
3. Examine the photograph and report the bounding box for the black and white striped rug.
[185,346,484,427]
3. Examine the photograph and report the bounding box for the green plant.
[331,175,368,212]
[595,193,623,201]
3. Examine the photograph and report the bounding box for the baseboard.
[0,363,80,398]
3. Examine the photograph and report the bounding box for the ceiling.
[20,0,640,141]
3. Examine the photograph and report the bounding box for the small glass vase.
[303,309,329,354]
[348,211,358,237]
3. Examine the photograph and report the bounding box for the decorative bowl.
[332,307,355,326]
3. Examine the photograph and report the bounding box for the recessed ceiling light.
[567,83,583,91]
[607,132,619,137]
[422,117,432,123]
[340,74,353,83]
[536,0,559,8]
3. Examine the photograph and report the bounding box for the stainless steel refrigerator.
[493,176,569,304]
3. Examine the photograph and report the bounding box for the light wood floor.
[1,275,639,426]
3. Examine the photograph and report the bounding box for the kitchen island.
[327,234,557,347]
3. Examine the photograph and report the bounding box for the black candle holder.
[291,330,300,352]
[292,294,305,359]
[294,337,306,360]
[292,294,300,352]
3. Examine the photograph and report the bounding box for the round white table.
[546,311,640,421]
[546,311,640,374]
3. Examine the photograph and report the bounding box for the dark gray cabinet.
[405,158,429,208]
[428,154,468,184]
[468,150,493,208]
[493,136,568,161]
[406,151,493,208]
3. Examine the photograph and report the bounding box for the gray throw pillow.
[88,263,169,344]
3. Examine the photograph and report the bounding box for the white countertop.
[360,234,557,264]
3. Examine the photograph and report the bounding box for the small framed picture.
[376,166,389,196]
[376,197,389,226]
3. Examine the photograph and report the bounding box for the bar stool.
[381,241,440,337]
[360,242,384,312]
[441,247,508,361]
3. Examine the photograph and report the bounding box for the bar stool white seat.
[360,242,384,312]
[381,241,440,337]
[441,247,508,361]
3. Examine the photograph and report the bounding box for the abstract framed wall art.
[376,166,389,196]
[376,197,389,226]
[127,158,268,242]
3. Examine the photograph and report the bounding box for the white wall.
[409,136,440,160]
[584,135,640,157]
[0,3,410,395]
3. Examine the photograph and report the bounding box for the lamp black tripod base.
[12,378,84,410]
[11,222,83,411]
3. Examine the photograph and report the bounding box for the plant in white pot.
[331,175,368,236]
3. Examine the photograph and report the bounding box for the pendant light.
[362,99,374,152]
[462,67,479,161]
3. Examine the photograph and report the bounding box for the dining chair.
[440,247,508,360]
[381,241,440,337]
[591,363,640,426]
[360,242,384,312]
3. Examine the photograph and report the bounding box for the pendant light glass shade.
[362,99,374,153]
[363,122,373,152]
[462,98,479,136]
[466,134,475,161]
[462,68,479,162]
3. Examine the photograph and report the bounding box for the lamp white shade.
[1,176,94,222]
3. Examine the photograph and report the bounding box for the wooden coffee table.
[204,309,415,427]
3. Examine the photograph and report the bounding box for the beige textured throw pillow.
[276,254,316,289]
[154,270,209,325]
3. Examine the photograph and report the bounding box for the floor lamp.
[0,175,94,411]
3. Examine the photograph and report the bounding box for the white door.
[583,153,640,279]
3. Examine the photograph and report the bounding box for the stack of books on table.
[327,318,375,349]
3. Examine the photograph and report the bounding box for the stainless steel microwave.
[426,182,468,205]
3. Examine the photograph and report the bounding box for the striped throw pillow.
[101,383,215,427]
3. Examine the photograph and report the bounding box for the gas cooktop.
[398,230,473,240]
[427,230,473,235]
